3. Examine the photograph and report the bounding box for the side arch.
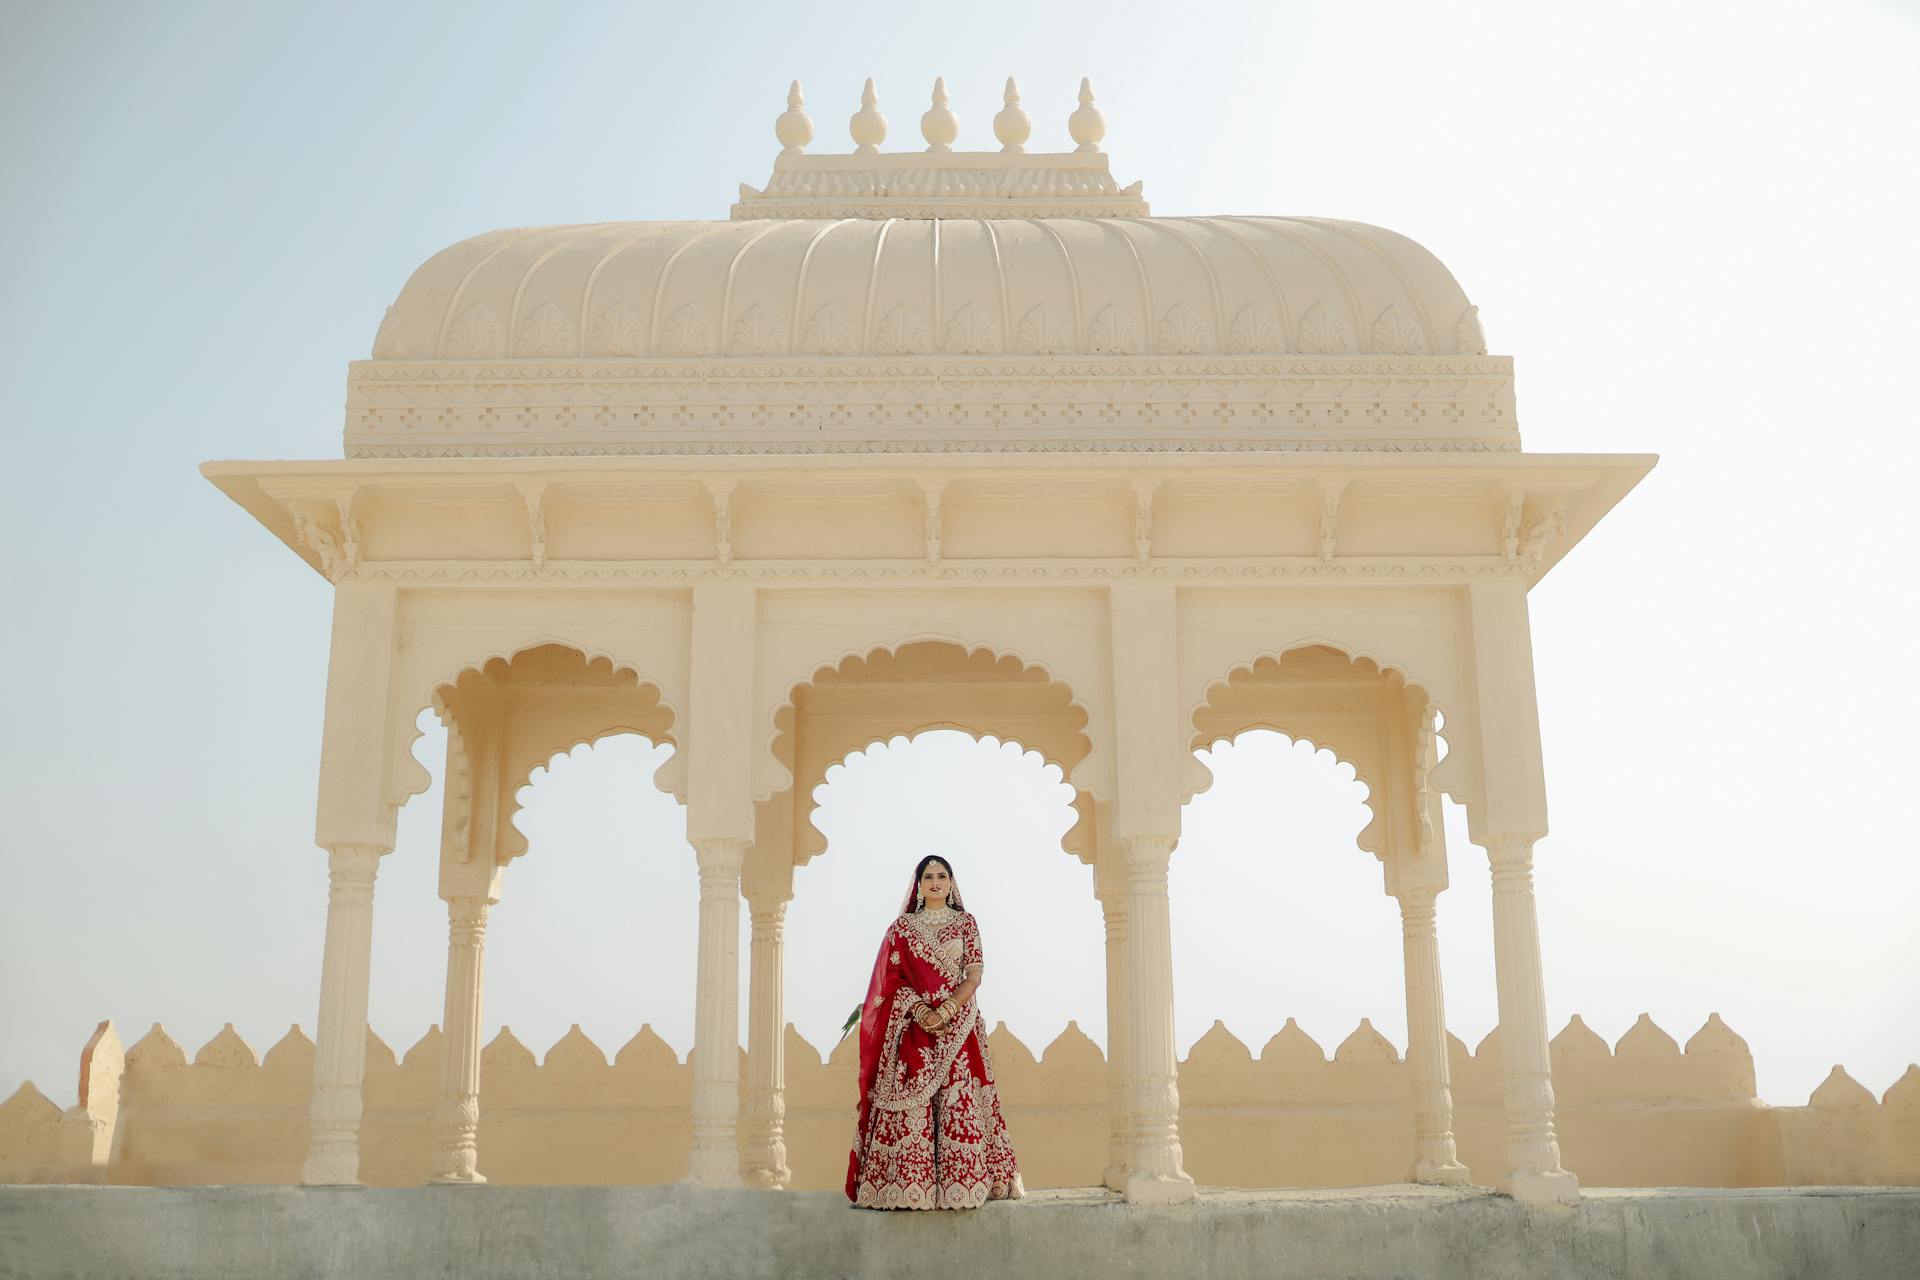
[1186,640,1448,878]
[398,639,681,869]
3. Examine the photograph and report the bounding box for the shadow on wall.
[2,1014,1915,1190]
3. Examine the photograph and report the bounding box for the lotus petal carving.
[1370,304,1429,355]
[1227,304,1284,354]
[588,303,645,356]
[517,302,576,357]
[944,302,999,355]
[657,302,713,356]
[728,304,787,356]
[875,304,930,355]
[1014,303,1071,355]
[1455,304,1487,355]
[801,303,855,356]
[372,305,418,359]
[1157,302,1212,354]
[1086,303,1142,354]
[1296,302,1355,355]
[445,303,503,358]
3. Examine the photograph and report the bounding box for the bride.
[845,855,1024,1209]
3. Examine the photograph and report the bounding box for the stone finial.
[1068,76,1106,153]
[775,80,813,156]
[993,77,1032,153]
[921,77,958,152]
[849,78,887,153]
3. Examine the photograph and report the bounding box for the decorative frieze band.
[344,357,1518,459]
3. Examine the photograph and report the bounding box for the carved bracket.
[1130,478,1158,563]
[1317,478,1348,563]
[703,479,738,564]
[516,480,549,570]
[290,492,358,580]
[1519,501,1568,571]
[1500,488,1527,562]
[917,478,945,562]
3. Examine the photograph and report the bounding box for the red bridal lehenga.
[845,889,1024,1210]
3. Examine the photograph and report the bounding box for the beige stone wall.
[3,1014,1914,1189]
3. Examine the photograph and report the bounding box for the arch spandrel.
[751,590,1115,805]
[771,641,1095,867]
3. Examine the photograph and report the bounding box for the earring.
[915,894,924,909]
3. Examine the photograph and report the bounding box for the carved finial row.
[774,77,1108,155]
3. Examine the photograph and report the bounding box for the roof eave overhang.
[203,450,1655,587]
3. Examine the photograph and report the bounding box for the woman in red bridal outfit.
[845,855,1024,1210]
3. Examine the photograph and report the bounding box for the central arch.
[773,641,1094,866]
[737,639,1102,1189]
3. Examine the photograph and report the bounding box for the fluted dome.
[369,216,1486,363]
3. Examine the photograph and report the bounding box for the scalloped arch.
[769,637,1094,867]
[1185,636,1451,860]
[1187,634,1451,759]
[803,725,1085,864]
[389,636,683,818]
[758,632,1098,806]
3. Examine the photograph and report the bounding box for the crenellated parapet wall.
[3,1014,1914,1190]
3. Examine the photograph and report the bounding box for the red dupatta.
[844,871,978,1201]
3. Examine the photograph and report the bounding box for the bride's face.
[919,862,952,906]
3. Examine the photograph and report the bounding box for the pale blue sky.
[2,0,1917,1129]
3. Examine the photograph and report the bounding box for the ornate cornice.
[331,556,1535,587]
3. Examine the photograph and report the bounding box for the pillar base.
[1409,1157,1472,1186]
[428,1171,489,1187]
[1124,1171,1197,1206]
[300,1149,363,1189]
[1103,1163,1132,1193]
[743,1165,790,1191]
[687,1145,743,1189]
[1500,1165,1580,1205]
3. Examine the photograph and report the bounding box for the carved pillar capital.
[693,836,750,882]
[325,843,383,899]
[1119,833,1177,875]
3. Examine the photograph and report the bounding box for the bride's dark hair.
[900,854,964,913]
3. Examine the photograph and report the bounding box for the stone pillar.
[1460,578,1578,1203]
[1396,888,1469,1185]
[689,836,748,1187]
[430,893,494,1184]
[1121,833,1195,1205]
[742,892,791,1189]
[303,581,400,1188]
[1099,887,1133,1192]
[1486,835,1578,1202]
[301,843,383,1186]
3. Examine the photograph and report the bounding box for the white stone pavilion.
[203,78,1653,1205]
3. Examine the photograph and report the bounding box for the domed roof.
[370,214,1486,363]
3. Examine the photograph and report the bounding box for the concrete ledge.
[2,1184,1917,1280]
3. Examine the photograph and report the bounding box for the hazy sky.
[2,0,1916,1141]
